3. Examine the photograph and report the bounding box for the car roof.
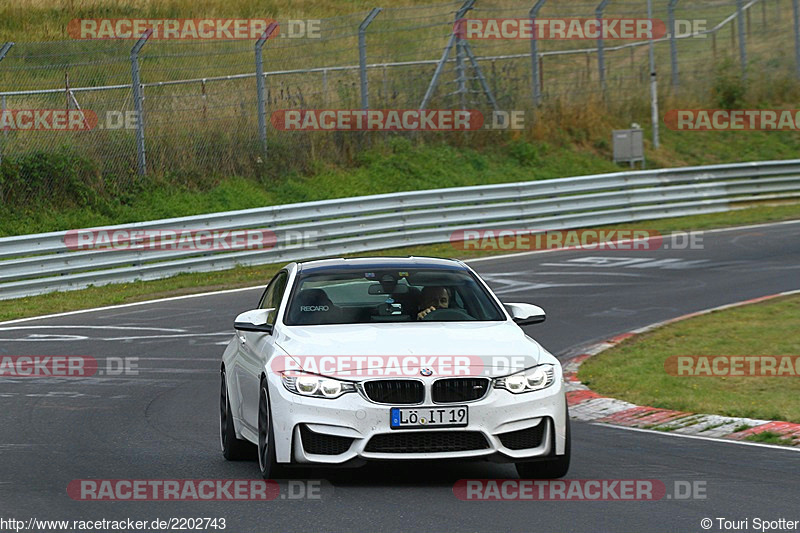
[296,256,468,273]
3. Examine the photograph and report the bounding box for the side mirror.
[234,308,275,334]
[504,303,546,326]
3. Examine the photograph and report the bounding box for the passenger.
[417,286,450,320]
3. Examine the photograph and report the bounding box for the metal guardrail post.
[359,8,382,110]
[255,22,279,159]
[530,0,546,107]
[793,0,800,79]
[668,0,679,88]
[596,0,610,92]
[737,0,747,79]
[0,42,14,166]
[131,31,152,177]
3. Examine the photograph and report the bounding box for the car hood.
[273,321,554,379]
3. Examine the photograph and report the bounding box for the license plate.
[390,406,468,429]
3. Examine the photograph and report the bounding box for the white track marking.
[466,219,800,264]
[0,332,231,342]
[593,423,800,453]
[0,325,187,332]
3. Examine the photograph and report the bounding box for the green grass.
[1,200,798,323]
[4,134,800,237]
[744,431,799,445]
[578,293,800,424]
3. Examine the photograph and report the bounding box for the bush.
[0,147,104,209]
[711,59,747,110]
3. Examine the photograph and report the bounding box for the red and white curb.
[564,289,800,447]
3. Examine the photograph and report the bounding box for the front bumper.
[265,372,568,464]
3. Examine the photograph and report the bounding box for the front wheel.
[515,416,571,479]
[258,378,279,479]
[220,369,251,460]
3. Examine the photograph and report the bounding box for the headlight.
[296,376,319,395]
[494,364,556,394]
[281,373,355,399]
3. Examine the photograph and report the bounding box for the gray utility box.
[612,128,645,168]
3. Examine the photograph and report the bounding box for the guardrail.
[1,159,799,301]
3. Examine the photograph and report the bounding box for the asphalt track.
[1,220,799,533]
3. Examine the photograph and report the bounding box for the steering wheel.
[420,308,475,321]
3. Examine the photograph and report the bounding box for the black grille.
[432,378,490,403]
[498,422,547,450]
[363,380,424,404]
[299,425,354,455]
[365,431,489,453]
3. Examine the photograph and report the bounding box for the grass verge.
[578,291,800,425]
[4,131,800,237]
[2,200,798,323]
[745,432,800,445]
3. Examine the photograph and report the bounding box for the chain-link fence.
[1,0,798,207]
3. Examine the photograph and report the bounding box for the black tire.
[220,369,251,460]
[515,415,571,479]
[258,377,279,479]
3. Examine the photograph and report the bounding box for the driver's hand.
[417,306,436,320]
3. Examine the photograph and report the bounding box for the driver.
[417,286,450,320]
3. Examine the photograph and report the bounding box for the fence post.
[322,69,329,106]
[0,42,12,62]
[794,0,800,79]
[647,0,659,149]
[596,0,610,92]
[130,31,151,177]
[0,42,14,166]
[455,0,475,110]
[359,8,382,110]
[530,0,546,107]
[668,0,679,88]
[737,0,747,79]
[255,22,279,160]
[420,0,473,110]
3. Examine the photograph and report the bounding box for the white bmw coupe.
[220,257,570,478]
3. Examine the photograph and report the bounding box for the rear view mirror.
[504,303,546,326]
[368,283,409,295]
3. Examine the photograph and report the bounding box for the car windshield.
[283,267,505,325]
